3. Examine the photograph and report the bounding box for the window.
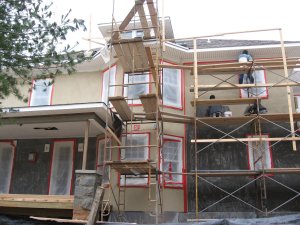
[49,140,75,195]
[247,135,273,170]
[240,70,268,98]
[29,78,53,106]
[120,133,149,185]
[161,136,183,187]
[124,73,149,105]
[96,138,111,183]
[162,62,182,109]
[0,142,15,193]
[102,65,116,104]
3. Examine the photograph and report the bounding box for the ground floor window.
[49,140,75,195]
[120,133,149,186]
[161,135,184,187]
[0,142,15,193]
[247,135,273,170]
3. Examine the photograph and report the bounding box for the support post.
[279,29,297,151]
[82,120,90,170]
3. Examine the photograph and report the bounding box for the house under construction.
[1,0,300,224]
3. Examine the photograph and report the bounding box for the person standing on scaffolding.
[238,50,254,89]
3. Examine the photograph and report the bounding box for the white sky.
[51,0,300,50]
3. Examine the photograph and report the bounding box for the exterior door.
[0,142,15,193]
[49,140,75,195]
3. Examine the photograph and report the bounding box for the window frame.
[123,72,150,106]
[246,134,273,171]
[101,65,117,104]
[239,69,269,99]
[160,135,184,188]
[161,61,184,110]
[28,78,54,106]
[48,139,76,195]
[119,132,150,187]
[0,141,16,194]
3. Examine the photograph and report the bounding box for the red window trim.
[0,140,16,193]
[47,139,76,195]
[101,64,117,104]
[159,134,185,189]
[122,72,151,107]
[246,134,274,175]
[118,132,151,188]
[28,78,54,107]
[161,60,184,111]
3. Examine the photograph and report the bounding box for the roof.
[175,39,300,49]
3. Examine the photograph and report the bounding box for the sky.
[51,0,300,50]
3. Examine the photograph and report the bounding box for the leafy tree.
[0,0,87,101]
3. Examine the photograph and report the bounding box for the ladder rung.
[149,199,157,202]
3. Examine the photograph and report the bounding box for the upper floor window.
[161,135,183,187]
[120,133,149,186]
[102,65,116,104]
[162,62,183,109]
[124,73,150,105]
[247,135,273,170]
[29,78,53,106]
[240,70,268,98]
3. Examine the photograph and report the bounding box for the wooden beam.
[191,97,261,106]
[280,29,297,151]
[82,120,90,170]
[106,126,122,146]
[136,4,151,38]
[87,185,105,225]
[192,82,300,92]
[109,96,132,121]
[146,0,158,36]
[145,47,162,98]
[192,137,300,143]
[139,94,161,120]
[112,0,146,41]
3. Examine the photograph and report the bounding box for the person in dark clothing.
[238,50,254,85]
[244,102,268,116]
[207,95,230,117]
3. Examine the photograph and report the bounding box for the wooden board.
[191,97,261,106]
[192,137,300,143]
[136,4,151,38]
[192,82,300,92]
[113,39,149,73]
[109,96,132,121]
[0,194,73,209]
[139,93,161,120]
[145,47,162,98]
[146,0,158,36]
[106,160,159,175]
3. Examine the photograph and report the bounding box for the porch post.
[82,120,90,170]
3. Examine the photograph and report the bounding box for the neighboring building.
[1,1,300,223]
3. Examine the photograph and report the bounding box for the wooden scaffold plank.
[109,96,133,121]
[139,93,161,120]
[191,97,261,106]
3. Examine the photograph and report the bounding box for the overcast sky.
[51,0,300,50]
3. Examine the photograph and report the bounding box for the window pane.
[102,66,116,104]
[161,137,183,185]
[0,143,14,193]
[120,134,148,185]
[30,79,53,106]
[162,67,181,108]
[124,73,149,104]
[49,141,73,195]
[248,135,272,170]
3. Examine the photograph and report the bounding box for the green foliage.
[0,0,87,101]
